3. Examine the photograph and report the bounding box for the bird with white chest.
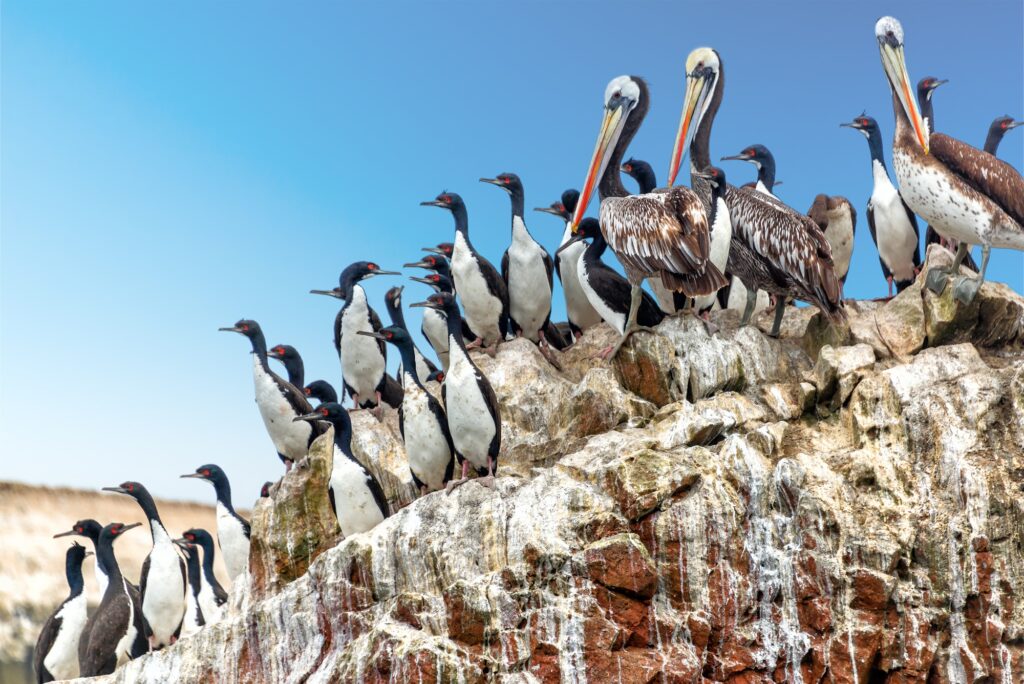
[383,285,438,383]
[220,319,323,469]
[294,402,390,536]
[807,194,857,288]
[842,114,920,296]
[311,261,401,418]
[180,464,251,583]
[690,167,734,317]
[54,519,111,598]
[481,173,556,350]
[359,325,455,494]
[34,543,91,682]
[411,292,501,491]
[177,528,228,624]
[102,481,186,650]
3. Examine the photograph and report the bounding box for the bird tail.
[811,262,847,322]
[661,262,729,297]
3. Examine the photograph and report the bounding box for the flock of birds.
[33,16,1022,682]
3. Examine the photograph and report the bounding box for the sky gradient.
[2,1,1022,505]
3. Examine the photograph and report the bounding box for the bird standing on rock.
[359,325,454,494]
[34,543,91,683]
[311,261,401,418]
[177,529,228,623]
[412,292,501,490]
[180,464,250,583]
[175,542,205,637]
[383,285,439,382]
[220,319,324,469]
[294,402,390,536]
[77,522,147,676]
[421,192,509,356]
[102,481,186,651]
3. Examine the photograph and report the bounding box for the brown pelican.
[807,195,856,287]
[875,16,1024,303]
[568,75,726,356]
[668,48,844,337]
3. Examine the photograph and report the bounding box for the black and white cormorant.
[359,326,455,494]
[669,48,844,337]
[311,261,401,418]
[807,194,857,287]
[404,255,479,368]
[34,543,91,682]
[411,292,501,491]
[77,522,147,677]
[985,116,1022,156]
[720,144,779,197]
[690,167,734,318]
[102,481,185,650]
[175,542,205,637]
[620,158,658,194]
[569,75,726,356]
[179,528,228,623]
[481,173,557,350]
[267,344,304,390]
[842,115,922,295]
[422,242,454,260]
[383,285,439,382]
[557,218,665,358]
[534,189,603,339]
[54,519,110,597]
[421,192,509,355]
[303,379,339,404]
[220,319,324,469]
[873,16,1023,303]
[180,464,251,582]
[294,402,390,536]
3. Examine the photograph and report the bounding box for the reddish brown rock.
[584,533,659,599]
[584,648,663,683]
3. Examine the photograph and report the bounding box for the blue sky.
[2,1,1021,504]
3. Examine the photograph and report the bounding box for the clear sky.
[2,1,1022,505]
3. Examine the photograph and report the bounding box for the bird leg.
[926,242,968,293]
[373,392,384,421]
[608,283,656,359]
[350,393,360,411]
[699,309,719,336]
[445,460,472,495]
[887,276,894,299]
[483,340,499,358]
[768,297,787,338]
[740,285,758,327]
[476,457,497,489]
[465,338,483,350]
[537,330,563,371]
[952,244,989,305]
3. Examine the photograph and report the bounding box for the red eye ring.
[320,408,329,416]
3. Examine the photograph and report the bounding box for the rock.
[801,309,852,359]
[21,286,1024,684]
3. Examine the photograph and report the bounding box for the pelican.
[874,16,1024,303]
[668,48,844,337]
[568,75,726,356]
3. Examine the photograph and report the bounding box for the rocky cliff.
[73,251,1024,683]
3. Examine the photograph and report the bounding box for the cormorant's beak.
[570,100,631,235]
[180,473,205,479]
[218,326,243,334]
[929,78,949,91]
[267,350,283,359]
[421,246,445,255]
[365,270,400,278]
[1007,120,1024,130]
[420,200,446,208]
[555,233,586,256]
[119,522,143,533]
[668,66,714,186]
[404,260,430,269]
[479,178,508,191]
[410,300,440,311]
[293,411,324,423]
[101,486,129,495]
[533,205,564,216]
[720,153,751,162]
[85,551,94,557]
[839,121,859,129]
[356,330,387,341]
[878,32,929,153]
[310,288,345,298]
[410,276,438,287]
[53,530,77,538]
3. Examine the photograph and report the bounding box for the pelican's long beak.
[569,103,629,234]
[878,36,929,153]
[668,67,712,187]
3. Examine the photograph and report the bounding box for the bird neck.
[587,232,609,260]
[387,301,408,331]
[984,127,1003,155]
[96,538,123,589]
[213,478,235,514]
[508,187,525,220]
[450,203,470,237]
[65,552,86,598]
[633,165,658,194]
[282,356,304,389]
[396,342,424,388]
[248,330,268,365]
[133,492,166,538]
[757,157,776,191]
[444,307,469,351]
[918,92,934,135]
[185,553,201,590]
[691,69,724,172]
[600,82,649,201]
[199,539,217,578]
[331,420,356,459]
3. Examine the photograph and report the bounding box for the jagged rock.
[875,280,927,357]
[38,291,1024,684]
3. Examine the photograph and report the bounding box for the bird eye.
[76,526,83,533]
[241,324,249,331]
[368,263,377,270]
[304,387,311,395]
[437,372,445,382]
[320,408,329,416]
[386,332,393,339]
[126,484,134,492]
[1003,121,1009,129]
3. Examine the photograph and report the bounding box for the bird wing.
[34,610,61,677]
[726,185,842,313]
[931,132,1024,227]
[500,249,510,285]
[807,195,830,233]
[333,309,343,355]
[600,189,712,278]
[542,249,554,292]
[898,194,921,266]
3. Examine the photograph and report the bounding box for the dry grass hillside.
[0,481,246,681]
